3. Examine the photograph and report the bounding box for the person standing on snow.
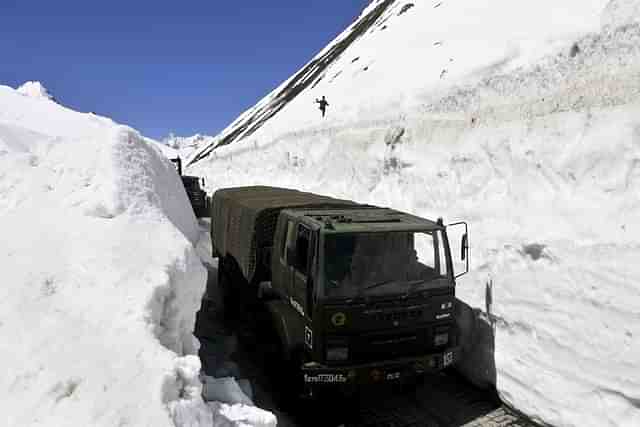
[315,96,329,118]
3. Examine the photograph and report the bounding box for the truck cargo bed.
[211,186,358,282]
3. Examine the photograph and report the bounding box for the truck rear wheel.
[218,258,239,329]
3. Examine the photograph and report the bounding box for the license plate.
[443,351,454,367]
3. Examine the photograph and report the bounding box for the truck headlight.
[440,301,453,310]
[434,333,449,346]
[326,338,349,361]
[434,327,449,346]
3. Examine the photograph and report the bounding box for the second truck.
[171,157,210,218]
[208,186,469,398]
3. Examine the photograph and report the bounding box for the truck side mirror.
[201,177,206,186]
[447,221,469,279]
[461,233,468,260]
[261,247,272,269]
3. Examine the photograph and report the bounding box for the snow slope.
[153,138,180,160]
[189,0,611,163]
[0,84,275,427]
[188,1,640,426]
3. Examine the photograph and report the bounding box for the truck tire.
[263,327,304,410]
[218,258,239,329]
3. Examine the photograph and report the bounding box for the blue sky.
[0,1,367,139]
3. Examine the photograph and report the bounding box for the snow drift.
[187,1,640,426]
[0,83,218,426]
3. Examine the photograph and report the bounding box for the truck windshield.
[324,230,449,298]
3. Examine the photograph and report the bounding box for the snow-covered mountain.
[187,0,632,166]
[189,1,640,426]
[0,84,275,427]
[163,134,218,163]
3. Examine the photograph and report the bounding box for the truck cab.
[180,175,209,218]
[268,207,468,392]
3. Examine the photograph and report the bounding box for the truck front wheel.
[260,325,304,409]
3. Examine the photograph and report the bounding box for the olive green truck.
[170,157,210,218]
[210,186,468,397]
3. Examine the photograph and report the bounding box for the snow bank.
[189,1,640,426]
[166,356,276,427]
[0,84,210,426]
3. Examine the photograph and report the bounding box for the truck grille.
[372,309,423,322]
[349,328,429,363]
[188,191,205,206]
[370,332,419,346]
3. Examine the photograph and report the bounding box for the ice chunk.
[236,379,254,402]
[202,376,254,406]
[208,402,277,427]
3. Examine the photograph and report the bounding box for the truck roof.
[287,207,443,232]
[210,186,443,282]
[212,186,357,213]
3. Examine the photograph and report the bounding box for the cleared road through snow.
[193,220,543,427]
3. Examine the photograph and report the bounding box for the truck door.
[282,221,313,317]
[291,224,313,319]
[280,220,315,351]
[279,220,297,297]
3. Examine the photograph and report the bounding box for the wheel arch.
[264,299,305,361]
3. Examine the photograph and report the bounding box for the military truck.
[170,157,210,218]
[210,186,468,398]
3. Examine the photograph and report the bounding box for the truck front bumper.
[301,346,460,392]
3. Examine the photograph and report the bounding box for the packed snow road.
[193,220,540,427]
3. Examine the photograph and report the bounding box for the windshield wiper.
[363,279,398,291]
[405,277,449,295]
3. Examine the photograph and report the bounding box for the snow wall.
[0,84,212,426]
[188,1,640,426]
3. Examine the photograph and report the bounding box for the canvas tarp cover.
[211,186,357,282]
